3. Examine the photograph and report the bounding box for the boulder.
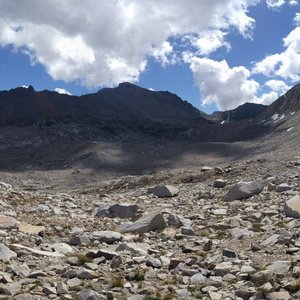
[284,195,300,218]
[96,203,138,219]
[0,215,19,229]
[91,231,122,244]
[0,243,17,262]
[19,223,45,234]
[118,211,166,234]
[224,181,263,201]
[149,185,179,197]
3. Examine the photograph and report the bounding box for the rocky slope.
[0,158,300,299]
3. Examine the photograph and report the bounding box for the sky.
[0,0,300,114]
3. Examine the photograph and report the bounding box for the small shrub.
[111,273,125,288]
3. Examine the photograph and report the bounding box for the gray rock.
[225,181,263,201]
[70,235,91,246]
[201,166,214,172]
[266,291,291,300]
[0,243,17,262]
[76,268,97,279]
[43,284,57,295]
[10,244,64,257]
[149,185,179,197]
[91,231,122,244]
[250,270,273,286]
[96,203,138,219]
[260,234,280,246]
[190,272,206,284]
[167,214,192,228]
[146,256,162,268]
[284,195,300,218]
[88,249,118,260]
[118,211,166,234]
[276,183,292,192]
[115,242,150,255]
[222,248,236,258]
[0,282,21,296]
[51,243,73,254]
[7,263,30,277]
[214,179,227,188]
[67,277,82,288]
[267,260,291,275]
[228,228,254,239]
[79,289,107,300]
[0,215,19,229]
[56,282,68,295]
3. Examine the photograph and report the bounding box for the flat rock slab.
[284,195,300,218]
[10,244,64,257]
[267,260,292,275]
[0,215,19,229]
[19,223,45,234]
[118,211,166,234]
[266,291,291,300]
[91,231,122,244]
[224,181,263,201]
[149,185,179,197]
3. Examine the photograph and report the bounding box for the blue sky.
[0,0,300,113]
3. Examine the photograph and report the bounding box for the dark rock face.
[0,83,208,131]
[212,103,267,123]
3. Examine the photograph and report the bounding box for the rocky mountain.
[211,103,267,123]
[0,83,209,133]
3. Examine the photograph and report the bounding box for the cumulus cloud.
[186,57,260,110]
[0,0,257,87]
[265,79,289,93]
[266,0,298,8]
[188,30,231,56]
[294,13,300,25]
[253,27,300,81]
[54,88,72,95]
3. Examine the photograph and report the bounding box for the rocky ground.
[0,156,300,299]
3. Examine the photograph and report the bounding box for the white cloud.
[266,0,286,8]
[186,57,260,110]
[265,79,289,92]
[0,0,257,87]
[189,30,231,56]
[255,91,279,105]
[266,0,298,8]
[54,88,72,95]
[152,42,177,66]
[253,27,300,81]
[294,13,300,25]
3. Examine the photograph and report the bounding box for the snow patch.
[271,113,279,121]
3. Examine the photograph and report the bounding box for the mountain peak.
[118,82,140,89]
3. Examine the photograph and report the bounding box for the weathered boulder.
[0,243,17,262]
[96,203,138,219]
[19,223,45,234]
[118,211,166,234]
[0,215,19,229]
[224,181,263,201]
[284,195,300,218]
[149,185,179,197]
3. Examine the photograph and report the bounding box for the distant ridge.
[0,83,210,131]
